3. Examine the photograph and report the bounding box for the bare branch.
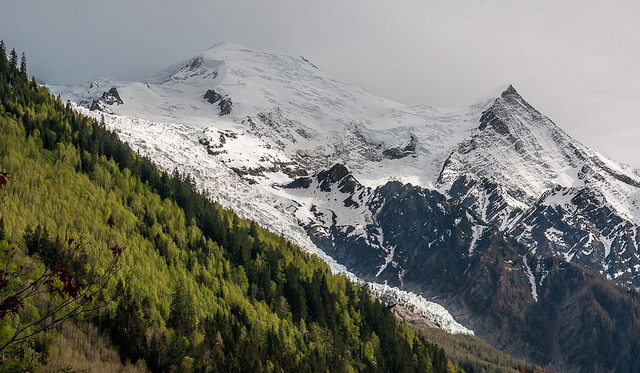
[0,238,126,353]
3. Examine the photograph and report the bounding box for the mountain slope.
[54,42,490,186]
[50,42,640,371]
[54,43,480,334]
[438,86,640,286]
[284,163,640,372]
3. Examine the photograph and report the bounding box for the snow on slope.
[51,42,485,334]
[63,101,473,336]
[53,42,491,189]
[438,86,640,228]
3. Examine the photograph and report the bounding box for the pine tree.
[0,41,8,73]
[20,52,27,75]
[9,48,18,68]
[167,282,197,335]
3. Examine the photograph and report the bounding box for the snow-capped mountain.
[50,42,640,371]
[438,86,640,285]
[52,42,476,335]
[54,42,492,186]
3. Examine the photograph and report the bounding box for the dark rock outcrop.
[203,89,233,116]
[90,86,124,112]
[382,136,417,159]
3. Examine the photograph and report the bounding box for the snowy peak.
[479,84,564,137]
[500,84,518,97]
[438,84,578,219]
[496,84,531,107]
[436,84,640,286]
[162,55,226,87]
[479,85,525,133]
[498,84,524,102]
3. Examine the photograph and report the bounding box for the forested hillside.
[0,42,471,372]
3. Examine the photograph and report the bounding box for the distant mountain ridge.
[50,42,640,371]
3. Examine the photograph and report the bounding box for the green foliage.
[0,42,466,372]
[43,323,147,372]
[419,327,533,373]
[19,52,26,76]
[168,281,197,335]
[8,48,17,69]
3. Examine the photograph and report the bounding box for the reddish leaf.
[49,266,85,298]
[52,266,72,284]
[109,245,124,257]
[63,280,85,298]
[0,295,23,319]
[0,172,8,188]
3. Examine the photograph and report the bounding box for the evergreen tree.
[9,48,18,68]
[20,52,26,75]
[0,41,7,74]
[167,282,197,335]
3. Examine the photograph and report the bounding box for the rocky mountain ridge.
[282,163,640,371]
[438,86,640,286]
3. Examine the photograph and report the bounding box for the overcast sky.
[2,1,639,168]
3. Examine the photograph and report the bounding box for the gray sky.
[2,0,640,168]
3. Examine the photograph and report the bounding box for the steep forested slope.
[0,42,463,372]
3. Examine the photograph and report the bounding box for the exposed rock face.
[288,163,640,372]
[509,186,640,281]
[203,89,233,116]
[218,97,232,115]
[203,89,223,104]
[90,86,124,112]
[104,87,124,105]
[382,136,417,159]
